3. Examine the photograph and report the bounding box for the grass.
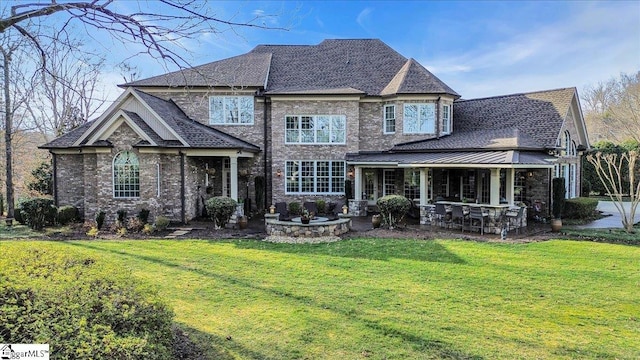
[2,238,638,359]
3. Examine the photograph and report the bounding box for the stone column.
[354,166,362,200]
[419,168,429,205]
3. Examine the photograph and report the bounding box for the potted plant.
[551,177,566,232]
[300,209,311,224]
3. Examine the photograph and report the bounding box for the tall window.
[442,104,451,134]
[285,160,345,194]
[384,105,396,134]
[383,170,396,196]
[113,151,140,198]
[285,115,346,144]
[209,96,254,124]
[403,103,435,134]
[404,169,421,202]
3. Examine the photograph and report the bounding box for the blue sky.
[98,0,639,100]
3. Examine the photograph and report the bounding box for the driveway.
[574,200,638,229]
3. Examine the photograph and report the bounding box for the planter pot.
[237,216,248,230]
[372,214,382,228]
[301,217,310,224]
[550,219,562,232]
[4,218,14,227]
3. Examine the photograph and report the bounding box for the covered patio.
[346,150,556,234]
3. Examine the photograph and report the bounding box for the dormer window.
[404,103,435,134]
[442,104,452,134]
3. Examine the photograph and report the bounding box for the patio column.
[420,168,429,205]
[490,168,500,205]
[230,155,238,201]
[506,168,515,205]
[354,166,362,200]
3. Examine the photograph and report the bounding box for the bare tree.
[586,151,640,233]
[583,71,640,144]
[24,37,106,139]
[1,0,285,219]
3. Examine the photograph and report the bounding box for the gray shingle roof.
[126,52,271,88]
[125,39,459,97]
[40,121,96,149]
[392,88,576,152]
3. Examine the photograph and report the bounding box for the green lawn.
[2,238,639,359]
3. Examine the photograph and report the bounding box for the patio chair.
[303,201,319,217]
[468,207,489,235]
[451,205,468,232]
[506,206,526,235]
[434,203,450,228]
[275,202,291,221]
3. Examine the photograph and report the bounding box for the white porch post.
[420,168,429,205]
[230,155,238,201]
[354,166,362,200]
[490,168,500,205]
[506,168,515,205]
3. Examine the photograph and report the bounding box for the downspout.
[262,94,269,210]
[436,96,441,139]
[547,167,553,218]
[51,152,58,207]
[180,152,186,224]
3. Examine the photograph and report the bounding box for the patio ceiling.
[346,150,556,169]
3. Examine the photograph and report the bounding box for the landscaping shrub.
[19,197,57,230]
[95,211,106,230]
[116,209,128,224]
[205,196,237,228]
[57,205,79,225]
[13,204,24,224]
[564,197,599,219]
[0,244,174,359]
[154,216,170,230]
[127,217,144,232]
[376,195,411,229]
[316,199,326,214]
[137,208,151,224]
[288,201,302,216]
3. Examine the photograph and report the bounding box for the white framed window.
[403,169,420,202]
[383,170,396,196]
[564,130,571,155]
[209,96,254,124]
[442,104,451,134]
[285,115,346,144]
[285,160,345,194]
[384,105,396,134]
[113,151,140,198]
[403,103,436,134]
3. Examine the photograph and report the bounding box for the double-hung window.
[403,103,436,134]
[442,104,451,134]
[209,96,254,124]
[113,151,140,198]
[384,105,396,134]
[285,115,346,144]
[285,160,345,194]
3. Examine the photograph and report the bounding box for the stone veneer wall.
[55,154,86,216]
[269,99,360,205]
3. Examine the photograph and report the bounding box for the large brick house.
[41,39,589,223]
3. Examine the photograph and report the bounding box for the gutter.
[51,152,58,207]
[180,152,186,224]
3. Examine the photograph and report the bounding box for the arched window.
[113,151,140,198]
[564,130,571,155]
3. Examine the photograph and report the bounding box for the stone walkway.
[164,227,194,239]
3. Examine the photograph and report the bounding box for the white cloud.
[356,7,373,30]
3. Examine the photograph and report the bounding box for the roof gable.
[382,58,459,96]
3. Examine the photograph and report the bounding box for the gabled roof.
[390,88,578,153]
[125,52,272,88]
[125,39,459,97]
[41,90,260,152]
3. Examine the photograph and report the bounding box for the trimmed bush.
[57,205,79,225]
[205,196,237,228]
[137,208,151,224]
[288,202,302,216]
[95,211,106,230]
[316,200,326,214]
[376,195,411,229]
[116,209,128,224]
[19,197,56,230]
[0,244,174,359]
[13,204,24,224]
[564,197,599,219]
[154,216,170,230]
